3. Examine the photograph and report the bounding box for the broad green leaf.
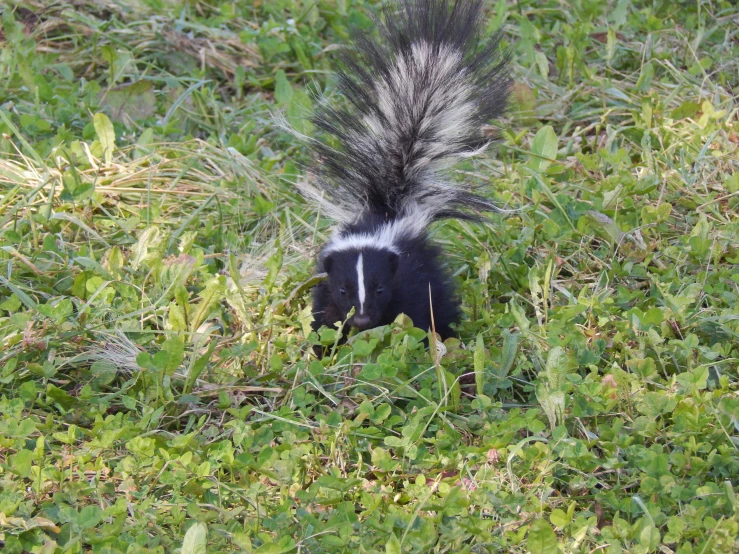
[536,347,569,429]
[638,524,660,551]
[136,126,154,149]
[189,275,227,333]
[664,515,686,544]
[0,293,21,312]
[610,0,630,26]
[359,363,381,380]
[385,534,401,554]
[161,336,185,375]
[509,299,530,333]
[545,346,568,389]
[168,303,187,331]
[77,505,103,530]
[499,330,520,377]
[10,449,33,478]
[606,28,616,63]
[636,61,654,92]
[372,403,392,423]
[103,80,156,122]
[535,51,549,79]
[263,242,283,291]
[549,508,570,529]
[151,350,170,372]
[676,366,709,392]
[46,384,76,411]
[254,536,296,554]
[131,226,165,270]
[104,246,125,278]
[274,70,293,105]
[181,522,208,554]
[537,382,565,431]
[671,101,700,120]
[93,112,116,166]
[529,125,558,172]
[527,518,559,554]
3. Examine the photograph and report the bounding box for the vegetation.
[0,0,738,552]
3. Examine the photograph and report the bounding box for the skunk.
[300,0,511,341]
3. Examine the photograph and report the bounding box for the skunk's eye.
[376,285,384,295]
[339,287,346,296]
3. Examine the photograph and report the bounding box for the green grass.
[1,0,738,552]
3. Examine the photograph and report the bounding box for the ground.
[0,0,738,553]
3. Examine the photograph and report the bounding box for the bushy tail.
[305,0,510,225]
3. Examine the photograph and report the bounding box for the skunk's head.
[321,248,399,331]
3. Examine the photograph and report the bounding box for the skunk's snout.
[352,314,371,329]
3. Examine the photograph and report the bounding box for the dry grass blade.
[0,139,274,214]
[6,1,261,79]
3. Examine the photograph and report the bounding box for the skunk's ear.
[388,252,399,275]
[323,254,334,274]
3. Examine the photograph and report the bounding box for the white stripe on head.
[323,207,433,255]
[356,253,365,314]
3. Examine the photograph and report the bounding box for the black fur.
[305,0,510,342]
[312,217,460,338]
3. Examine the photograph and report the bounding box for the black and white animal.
[299,0,511,341]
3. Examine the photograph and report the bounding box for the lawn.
[0,0,738,552]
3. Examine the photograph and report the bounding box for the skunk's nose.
[352,314,371,329]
